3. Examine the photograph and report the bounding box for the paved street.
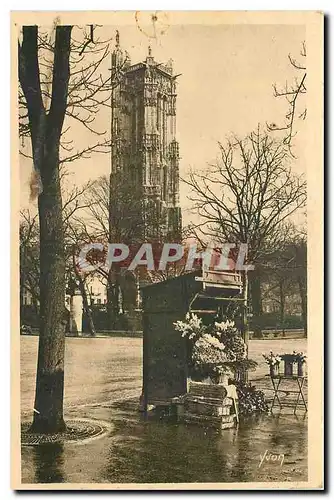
[20,336,307,484]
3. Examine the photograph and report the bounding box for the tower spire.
[112,30,124,69]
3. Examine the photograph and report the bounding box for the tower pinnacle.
[112,30,124,69]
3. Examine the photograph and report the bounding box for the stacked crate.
[172,381,237,429]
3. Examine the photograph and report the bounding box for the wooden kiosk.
[141,268,244,411]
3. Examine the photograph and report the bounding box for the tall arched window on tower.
[163,165,168,201]
[137,96,142,146]
[162,97,166,154]
[135,95,139,146]
[131,96,136,149]
[157,93,161,134]
[114,117,119,135]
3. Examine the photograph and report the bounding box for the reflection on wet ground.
[20,336,307,484]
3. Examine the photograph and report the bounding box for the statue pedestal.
[70,293,83,335]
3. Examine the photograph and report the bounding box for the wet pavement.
[20,336,307,484]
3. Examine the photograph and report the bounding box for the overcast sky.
[20,18,306,225]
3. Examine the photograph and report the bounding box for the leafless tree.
[20,210,40,314]
[78,174,166,326]
[20,176,96,334]
[65,220,99,336]
[267,41,307,156]
[72,174,187,325]
[18,24,124,433]
[184,128,306,337]
[19,24,127,176]
[260,224,307,335]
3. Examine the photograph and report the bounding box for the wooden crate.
[183,412,236,429]
[185,397,233,417]
[188,381,227,400]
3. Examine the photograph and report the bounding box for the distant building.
[85,276,108,306]
[22,288,33,306]
[110,33,182,240]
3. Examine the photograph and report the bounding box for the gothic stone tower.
[110,36,182,241]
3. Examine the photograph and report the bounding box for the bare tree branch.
[267,41,307,156]
[184,128,306,263]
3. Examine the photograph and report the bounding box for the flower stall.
[140,267,267,427]
[140,268,244,411]
[172,314,264,427]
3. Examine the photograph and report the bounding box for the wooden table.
[267,375,308,413]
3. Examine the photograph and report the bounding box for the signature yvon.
[259,450,285,468]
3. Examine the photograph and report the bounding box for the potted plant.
[295,351,307,376]
[281,353,295,376]
[262,351,282,377]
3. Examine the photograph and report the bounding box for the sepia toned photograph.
[11,11,323,490]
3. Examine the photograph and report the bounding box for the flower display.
[174,313,203,340]
[173,312,266,415]
[192,334,227,367]
[292,351,307,363]
[262,351,282,367]
[174,314,256,382]
[214,320,235,334]
[234,380,269,415]
[217,321,247,361]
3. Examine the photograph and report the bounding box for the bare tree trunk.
[31,292,39,316]
[279,279,286,337]
[241,271,249,382]
[107,269,121,330]
[19,25,72,433]
[26,276,40,315]
[242,272,249,346]
[107,273,114,330]
[298,276,307,336]
[20,279,25,315]
[31,151,67,433]
[249,269,263,338]
[78,275,96,336]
